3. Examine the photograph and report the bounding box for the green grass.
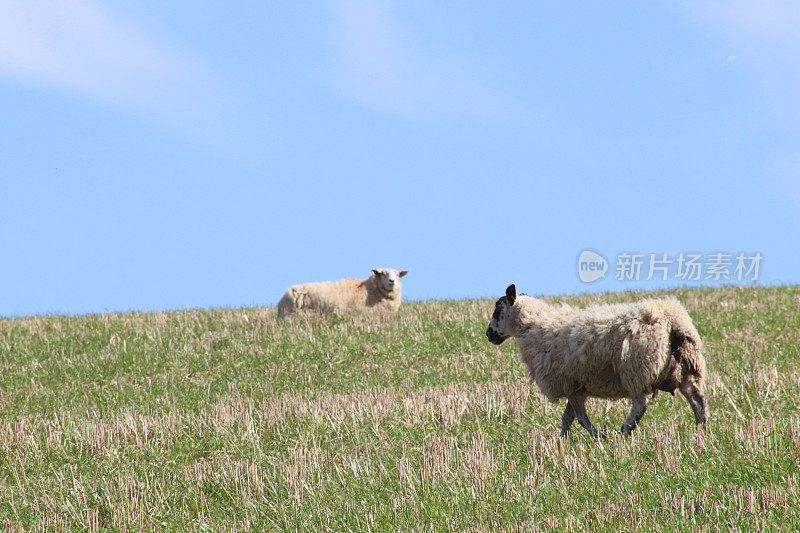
[1,285,799,531]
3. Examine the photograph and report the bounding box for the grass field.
[1,285,799,531]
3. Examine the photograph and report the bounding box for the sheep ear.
[371,269,380,277]
[506,284,517,304]
[398,270,408,278]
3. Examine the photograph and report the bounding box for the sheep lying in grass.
[277,268,408,318]
[485,284,707,436]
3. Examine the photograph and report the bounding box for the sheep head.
[486,284,517,345]
[371,268,408,294]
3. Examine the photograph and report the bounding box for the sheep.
[277,268,408,318]
[485,284,707,437]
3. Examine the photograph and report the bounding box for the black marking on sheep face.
[486,327,506,345]
[486,297,510,345]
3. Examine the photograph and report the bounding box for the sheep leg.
[567,395,599,438]
[560,402,576,436]
[620,396,648,435]
[679,374,707,426]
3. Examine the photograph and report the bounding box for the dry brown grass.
[0,285,799,530]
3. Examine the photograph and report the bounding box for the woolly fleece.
[277,268,407,318]
[506,296,706,402]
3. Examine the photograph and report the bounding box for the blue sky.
[1,1,799,317]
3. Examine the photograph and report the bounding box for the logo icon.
[577,250,608,283]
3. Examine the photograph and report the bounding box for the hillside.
[1,285,799,530]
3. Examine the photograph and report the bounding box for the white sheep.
[277,268,408,318]
[486,284,707,436]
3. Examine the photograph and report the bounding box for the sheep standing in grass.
[485,284,707,436]
[277,268,408,318]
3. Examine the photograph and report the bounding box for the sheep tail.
[669,325,706,385]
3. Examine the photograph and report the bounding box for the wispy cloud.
[0,0,258,154]
[681,0,800,220]
[0,1,192,100]
[681,0,800,100]
[688,0,800,46]
[327,0,527,123]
